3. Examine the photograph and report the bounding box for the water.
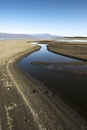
[27,42,79,63]
[18,42,80,82]
[56,39,87,43]
[18,42,87,120]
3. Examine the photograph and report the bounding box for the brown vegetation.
[40,40,87,61]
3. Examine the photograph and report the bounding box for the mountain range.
[0,32,61,40]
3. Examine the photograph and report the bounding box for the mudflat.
[0,39,87,130]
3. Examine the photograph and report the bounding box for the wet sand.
[0,39,87,130]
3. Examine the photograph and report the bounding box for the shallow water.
[18,42,87,120]
[56,39,87,43]
[18,42,80,86]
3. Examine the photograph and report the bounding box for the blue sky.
[0,0,87,36]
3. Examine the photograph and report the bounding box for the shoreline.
[9,41,87,128]
[0,39,87,129]
[47,47,87,62]
[39,40,87,61]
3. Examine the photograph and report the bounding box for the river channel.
[18,42,87,120]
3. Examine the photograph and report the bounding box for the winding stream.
[18,42,87,120]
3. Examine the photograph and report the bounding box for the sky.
[0,0,87,36]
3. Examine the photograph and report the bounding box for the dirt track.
[0,39,87,130]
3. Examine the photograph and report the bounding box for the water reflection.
[31,42,80,63]
[18,42,87,120]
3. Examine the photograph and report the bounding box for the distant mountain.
[0,32,62,40]
[31,33,59,38]
[0,32,32,39]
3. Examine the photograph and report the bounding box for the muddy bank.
[40,40,87,61]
